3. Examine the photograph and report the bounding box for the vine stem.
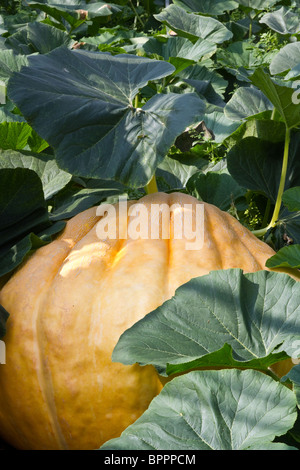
[252,126,291,238]
[144,174,158,194]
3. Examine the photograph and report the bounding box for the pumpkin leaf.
[282,187,300,212]
[0,168,63,276]
[186,171,246,211]
[27,0,122,32]
[227,132,300,203]
[225,87,273,121]
[0,149,72,200]
[0,49,28,85]
[100,369,297,450]
[112,269,300,376]
[269,42,300,76]
[227,137,283,202]
[236,0,281,9]
[8,47,205,188]
[172,0,239,15]
[249,67,300,129]
[260,6,300,35]
[265,245,300,269]
[154,4,233,44]
[4,21,75,55]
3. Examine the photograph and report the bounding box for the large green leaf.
[0,168,63,276]
[5,21,75,55]
[266,245,300,269]
[282,187,300,212]
[250,67,300,129]
[142,36,217,64]
[186,170,246,210]
[260,7,300,35]
[0,50,28,85]
[112,269,300,376]
[100,369,297,450]
[227,137,282,202]
[8,47,205,188]
[270,42,300,76]
[236,0,281,9]
[27,0,121,31]
[172,0,239,15]
[154,4,233,44]
[0,149,72,199]
[225,87,273,121]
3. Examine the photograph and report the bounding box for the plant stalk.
[252,126,291,238]
[144,174,158,194]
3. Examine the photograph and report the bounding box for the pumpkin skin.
[0,192,297,450]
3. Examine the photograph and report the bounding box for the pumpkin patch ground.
[0,0,300,452]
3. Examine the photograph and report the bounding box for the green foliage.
[1,0,300,451]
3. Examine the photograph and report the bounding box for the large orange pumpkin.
[0,192,297,450]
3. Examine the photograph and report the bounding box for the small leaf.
[100,369,297,450]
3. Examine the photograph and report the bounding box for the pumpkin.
[0,192,298,450]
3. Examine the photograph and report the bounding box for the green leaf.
[266,245,300,269]
[236,0,281,9]
[172,0,239,15]
[260,7,300,35]
[250,67,300,129]
[0,149,72,200]
[186,171,246,211]
[0,168,62,276]
[270,42,300,76]
[143,36,217,64]
[112,269,300,375]
[154,4,233,44]
[100,369,297,450]
[5,21,75,55]
[217,41,274,71]
[50,181,125,221]
[284,364,300,407]
[27,1,121,31]
[227,137,283,202]
[0,122,32,150]
[225,87,273,121]
[8,48,205,188]
[0,50,28,85]
[282,187,300,212]
[225,118,286,147]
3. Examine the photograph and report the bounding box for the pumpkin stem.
[144,174,158,194]
[252,126,291,238]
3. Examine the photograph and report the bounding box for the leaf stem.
[129,0,145,28]
[144,174,158,194]
[252,126,291,238]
